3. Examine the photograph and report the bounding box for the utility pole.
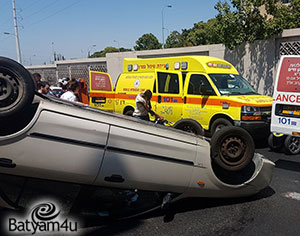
[161,5,172,48]
[12,0,22,64]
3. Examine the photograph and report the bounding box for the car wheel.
[211,118,232,136]
[268,133,284,151]
[210,126,255,171]
[124,109,133,116]
[0,57,35,118]
[174,119,203,135]
[284,135,300,155]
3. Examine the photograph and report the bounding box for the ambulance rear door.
[271,56,300,136]
[154,70,183,122]
[89,71,115,112]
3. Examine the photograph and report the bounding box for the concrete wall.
[27,28,300,96]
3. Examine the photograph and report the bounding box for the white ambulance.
[270,55,300,154]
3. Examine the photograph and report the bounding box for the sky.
[0,0,224,66]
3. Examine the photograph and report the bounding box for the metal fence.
[280,41,300,55]
[27,60,107,86]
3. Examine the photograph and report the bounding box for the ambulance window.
[157,72,179,94]
[153,81,156,93]
[188,74,215,95]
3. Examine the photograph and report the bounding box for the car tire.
[124,109,133,116]
[0,57,35,118]
[268,133,284,151]
[211,118,232,136]
[210,126,255,171]
[284,135,300,155]
[173,119,204,135]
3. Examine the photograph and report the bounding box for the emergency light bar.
[207,62,231,69]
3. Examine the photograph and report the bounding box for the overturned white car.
[0,57,274,219]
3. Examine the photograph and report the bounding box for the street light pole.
[161,5,172,48]
[51,42,56,62]
[87,45,96,57]
[29,54,36,65]
[12,0,22,64]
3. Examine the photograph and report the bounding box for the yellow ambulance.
[90,56,272,137]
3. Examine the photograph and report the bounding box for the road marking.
[283,192,300,201]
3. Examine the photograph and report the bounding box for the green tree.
[214,0,284,49]
[134,33,162,51]
[165,30,186,48]
[186,18,222,46]
[90,46,120,58]
[279,0,300,29]
[119,47,132,52]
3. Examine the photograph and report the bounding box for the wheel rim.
[0,71,24,112]
[220,136,246,166]
[288,137,300,154]
[181,124,197,134]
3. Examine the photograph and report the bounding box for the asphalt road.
[2,145,300,236]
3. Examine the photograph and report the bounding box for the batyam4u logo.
[6,201,79,235]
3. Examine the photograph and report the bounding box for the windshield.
[209,74,258,95]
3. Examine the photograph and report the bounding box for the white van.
[270,55,300,154]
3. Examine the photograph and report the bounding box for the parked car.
[0,57,274,219]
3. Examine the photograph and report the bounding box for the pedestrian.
[32,73,41,89]
[132,89,163,121]
[60,78,80,102]
[38,81,50,95]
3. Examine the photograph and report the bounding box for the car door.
[95,124,197,193]
[89,71,115,112]
[0,108,109,208]
[183,73,217,130]
[154,71,183,123]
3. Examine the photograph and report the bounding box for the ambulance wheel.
[124,109,133,116]
[211,126,254,171]
[268,133,284,151]
[0,57,35,118]
[173,119,204,135]
[284,136,300,155]
[211,118,233,136]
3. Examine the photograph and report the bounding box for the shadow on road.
[275,159,300,172]
[80,186,275,235]
[254,137,269,149]
[158,186,275,223]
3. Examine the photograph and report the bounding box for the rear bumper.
[181,153,275,199]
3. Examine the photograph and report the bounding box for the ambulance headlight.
[241,106,262,120]
[242,106,259,113]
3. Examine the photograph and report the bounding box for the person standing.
[60,78,80,102]
[32,73,41,89]
[133,89,163,121]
